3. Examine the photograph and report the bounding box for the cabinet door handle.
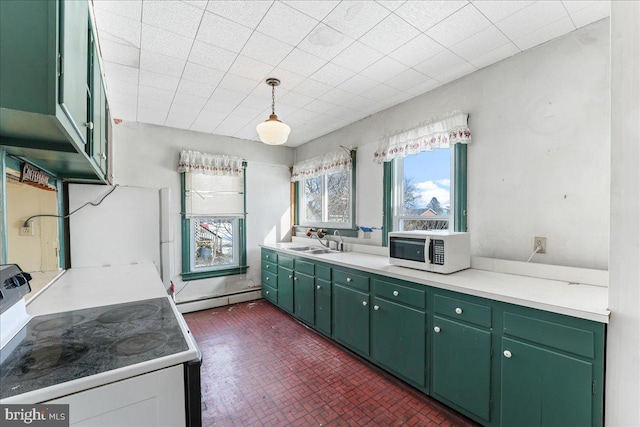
[373,305,379,311]
[362,301,368,306]
[266,264,269,268]
[294,277,298,281]
[266,277,269,281]
[85,121,94,130]
[503,350,512,358]
[265,290,269,295]
[316,285,321,290]
[393,290,399,297]
[288,275,292,279]
[455,307,463,315]
[99,152,106,160]
[266,255,269,259]
[433,326,441,333]
[346,277,352,282]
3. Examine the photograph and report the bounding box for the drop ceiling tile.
[360,56,409,83]
[139,50,186,77]
[414,49,466,79]
[449,25,511,60]
[139,69,180,92]
[434,61,477,84]
[496,1,569,41]
[286,108,318,124]
[142,1,204,38]
[109,103,137,121]
[106,86,138,107]
[283,1,339,21]
[99,39,140,68]
[93,7,142,48]
[564,1,610,28]
[141,24,193,60]
[183,1,208,10]
[338,74,379,95]
[343,95,379,111]
[190,110,227,133]
[320,87,356,104]
[177,78,216,100]
[138,85,175,110]
[324,1,390,39]
[360,83,400,102]
[376,1,406,12]
[172,91,209,110]
[93,0,142,22]
[310,62,354,86]
[182,62,225,86]
[298,24,355,61]
[279,91,314,108]
[359,14,420,55]
[380,91,415,108]
[188,40,237,72]
[394,1,468,32]
[388,34,444,67]
[323,105,358,119]
[403,78,441,96]
[210,87,248,104]
[278,48,327,78]
[426,4,493,48]
[256,2,319,46]
[331,41,385,73]
[218,73,259,94]
[230,105,264,121]
[304,99,338,114]
[385,69,431,92]
[203,99,236,114]
[241,32,294,67]
[293,78,332,98]
[228,55,275,82]
[472,1,535,23]
[214,117,249,136]
[511,16,575,51]
[468,41,520,69]
[206,0,272,29]
[137,106,169,126]
[104,61,139,85]
[233,125,259,141]
[197,11,253,53]
[165,106,200,129]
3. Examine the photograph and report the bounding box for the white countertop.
[262,243,610,323]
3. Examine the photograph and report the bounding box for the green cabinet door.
[277,266,294,313]
[432,316,492,421]
[371,297,426,387]
[294,272,314,325]
[315,279,331,336]
[59,0,89,144]
[333,284,369,356]
[501,337,594,427]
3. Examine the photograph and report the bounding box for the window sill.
[181,266,248,281]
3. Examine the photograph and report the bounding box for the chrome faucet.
[306,228,330,248]
[334,230,344,252]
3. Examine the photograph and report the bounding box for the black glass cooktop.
[0,297,189,399]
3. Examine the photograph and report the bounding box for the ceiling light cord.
[271,83,276,116]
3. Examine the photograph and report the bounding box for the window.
[293,149,356,231]
[179,151,247,280]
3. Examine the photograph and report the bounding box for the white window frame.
[298,170,353,229]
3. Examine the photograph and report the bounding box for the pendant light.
[256,78,290,145]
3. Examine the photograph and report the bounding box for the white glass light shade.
[256,114,290,145]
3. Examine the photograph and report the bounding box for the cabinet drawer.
[374,279,426,310]
[261,250,278,263]
[262,270,277,288]
[315,278,331,296]
[333,269,369,292]
[279,255,294,270]
[262,260,277,273]
[316,264,331,281]
[295,259,315,276]
[434,295,491,328]
[503,312,595,359]
[262,284,277,304]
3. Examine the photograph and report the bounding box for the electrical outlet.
[20,226,34,236]
[363,231,371,239]
[534,236,546,254]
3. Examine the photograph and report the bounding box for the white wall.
[112,122,293,301]
[607,2,640,425]
[296,19,611,270]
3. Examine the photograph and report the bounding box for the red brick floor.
[185,300,479,427]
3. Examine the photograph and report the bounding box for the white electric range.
[0,263,201,427]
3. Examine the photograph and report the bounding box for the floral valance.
[178,150,244,176]
[373,111,472,163]
[291,149,352,182]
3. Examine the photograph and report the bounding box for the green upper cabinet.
[0,0,110,182]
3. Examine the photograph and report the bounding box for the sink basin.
[306,248,336,254]
[288,246,312,251]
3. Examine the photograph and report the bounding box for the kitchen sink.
[287,246,312,251]
[306,248,337,254]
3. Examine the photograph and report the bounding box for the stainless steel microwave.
[388,231,470,274]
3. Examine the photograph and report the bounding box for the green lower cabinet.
[277,266,294,313]
[432,316,492,421]
[500,337,594,427]
[371,297,426,387]
[315,279,331,335]
[262,284,277,305]
[332,284,370,356]
[294,272,315,324]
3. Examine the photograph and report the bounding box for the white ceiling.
[92,0,609,147]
